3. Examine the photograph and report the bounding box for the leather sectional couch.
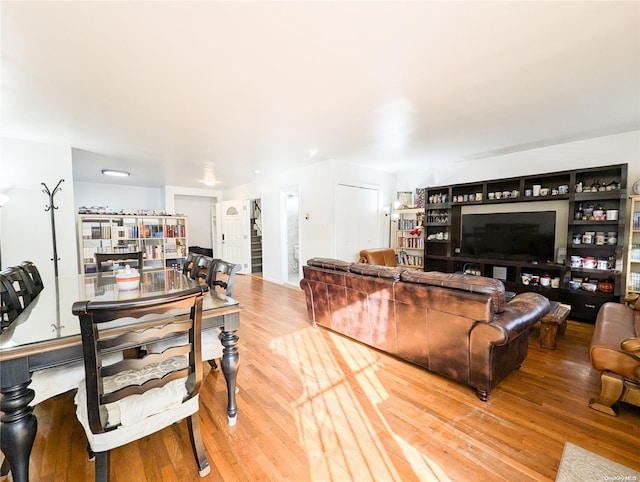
[300,258,551,401]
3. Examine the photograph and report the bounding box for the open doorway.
[281,187,300,286]
[175,195,216,258]
[250,198,263,277]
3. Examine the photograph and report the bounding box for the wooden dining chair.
[182,252,198,276]
[72,284,211,481]
[190,255,215,282]
[202,258,241,371]
[0,266,34,310]
[95,251,143,272]
[18,261,44,295]
[205,259,242,297]
[0,275,21,328]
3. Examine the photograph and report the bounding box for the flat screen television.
[461,211,556,262]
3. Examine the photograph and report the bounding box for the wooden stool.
[538,301,570,349]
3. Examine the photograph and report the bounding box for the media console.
[422,164,627,322]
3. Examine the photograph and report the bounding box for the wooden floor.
[8,274,640,481]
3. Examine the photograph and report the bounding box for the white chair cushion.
[76,355,188,428]
[30,351,123,406]
[201,329,223,361]
[74,355,198,453]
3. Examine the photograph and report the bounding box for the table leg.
[540,321,560,349]
[0,381,37,482]
[219,328,239,426]
[558,319,568,336]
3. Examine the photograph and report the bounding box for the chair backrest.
[190,255,214,281]
[0,266,34,310]
[0,275,22,327]
[205,259,242,296]
[182,252,198,276]
[19,260,44,295]
[95,251,144,272]
[72,284,208,434]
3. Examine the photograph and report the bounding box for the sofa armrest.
[621,338,640,359]
[489,292,551,343]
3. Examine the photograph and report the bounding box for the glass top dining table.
[1,268,239,355]
[0,268,241,482]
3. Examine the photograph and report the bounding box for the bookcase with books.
[77,214,188,273]
[626,195,640,295]
[392,207,424,269]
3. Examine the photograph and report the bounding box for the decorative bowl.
[598,281,614,293]
[568,280,581,290]
[581,282,598,292]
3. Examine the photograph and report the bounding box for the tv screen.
[461,211,556,262]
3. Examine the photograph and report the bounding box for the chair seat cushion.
[75,355,188,428]
[30,351,123,406]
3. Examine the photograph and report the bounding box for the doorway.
[250,198,263,277]
[174,195,216,256]
[281,187,300,286]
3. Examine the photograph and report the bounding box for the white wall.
[223,159,397,284]
[1,138,78,281]
[73,182,164,213]
[398,130,640,190]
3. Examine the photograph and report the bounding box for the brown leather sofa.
[300,258,550,401]
[589,301,640,415]
[358,248,397,267]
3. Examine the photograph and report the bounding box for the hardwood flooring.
[8,275,640,481]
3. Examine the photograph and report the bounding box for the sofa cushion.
[349,263,404,280]
[307,258,352,271]
[400,271,506,313]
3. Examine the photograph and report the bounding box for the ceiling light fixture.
[101,169,130,177]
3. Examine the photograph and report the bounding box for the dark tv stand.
[422,164,627,322]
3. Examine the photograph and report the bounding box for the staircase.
[251,200,263,274]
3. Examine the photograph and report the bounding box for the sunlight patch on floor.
[269,327,449,481]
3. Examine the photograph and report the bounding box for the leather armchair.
[358,248,397,267]
[589,301,640,415]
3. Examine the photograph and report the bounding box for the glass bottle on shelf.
[575,204,583,221]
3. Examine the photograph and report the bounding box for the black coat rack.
[42,179,64,277]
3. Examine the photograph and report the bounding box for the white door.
[220,200,251,274]
[335,184,379,262]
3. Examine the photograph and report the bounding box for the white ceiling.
[2,1,639,189]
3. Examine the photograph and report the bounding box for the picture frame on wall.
[397,191,414,208]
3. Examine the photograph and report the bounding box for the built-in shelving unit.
[421,163,627,322]
[77,214,188,273]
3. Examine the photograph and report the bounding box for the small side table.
[538,302,571,349]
